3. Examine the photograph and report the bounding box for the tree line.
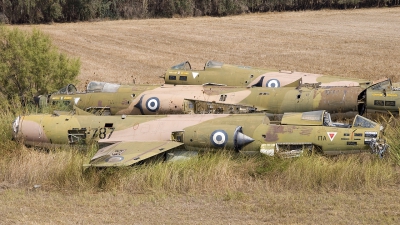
[0,0,399,24]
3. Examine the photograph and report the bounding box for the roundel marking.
[266,79,280,88]
[210,130,228,147]
[146,97,160,112]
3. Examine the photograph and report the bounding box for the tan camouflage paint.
[50,82,365,116]
[165,61,371,87]
[15,111,385,167]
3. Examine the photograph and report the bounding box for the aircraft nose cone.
[235,132,254,149]
[233,126,254,151]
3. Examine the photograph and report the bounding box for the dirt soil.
[1,188,400,224]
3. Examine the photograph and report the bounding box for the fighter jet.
[164,60,372,87]
[45,79,367,117]
[12,110,388,167]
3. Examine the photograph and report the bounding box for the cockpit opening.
[57,84,77,95]
[369,79,391,91]
[323,111,351,128]
[352,115,377,128]
[86,81,121,93]
[205,60,223,69]
[169,60,224,71]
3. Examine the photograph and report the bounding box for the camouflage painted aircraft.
[358,78,400,115]
[45,79,368,117]
[163,60,372,87]
[13,110,388,167]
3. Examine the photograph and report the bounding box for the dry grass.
[1,188,400,224]
[1,152,400,224]
[2,8,400,224]
[1,146,399,224]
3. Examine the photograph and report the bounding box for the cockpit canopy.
[204,60,223,69]
[170,61,192,70]
[86,81,121,93]
[169,60,224,71]
[352,115,378,128]
[281,110,325,126]
[56,84,77,95]
[280,110,377,129]
[368,78,392,91]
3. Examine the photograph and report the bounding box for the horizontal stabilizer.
[87,141,184,167]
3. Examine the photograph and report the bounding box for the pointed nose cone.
[235,132,254,150]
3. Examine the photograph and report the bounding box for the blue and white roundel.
[146,97,160,112]
[266,79,280,88]
[210,130,228,147]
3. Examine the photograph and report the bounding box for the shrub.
[0,26,80,106]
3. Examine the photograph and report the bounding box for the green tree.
[0,26,80,105]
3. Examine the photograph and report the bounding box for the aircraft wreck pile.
[15,61,392,167]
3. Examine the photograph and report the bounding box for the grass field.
[2,8,400,224]
[15,8,400,89]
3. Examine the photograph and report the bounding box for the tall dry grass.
[0,104,399,195]
[260,155,396,191]
[379,115,400,164]
[1,129,399,195]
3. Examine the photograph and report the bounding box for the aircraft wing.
[85,141,184,167]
